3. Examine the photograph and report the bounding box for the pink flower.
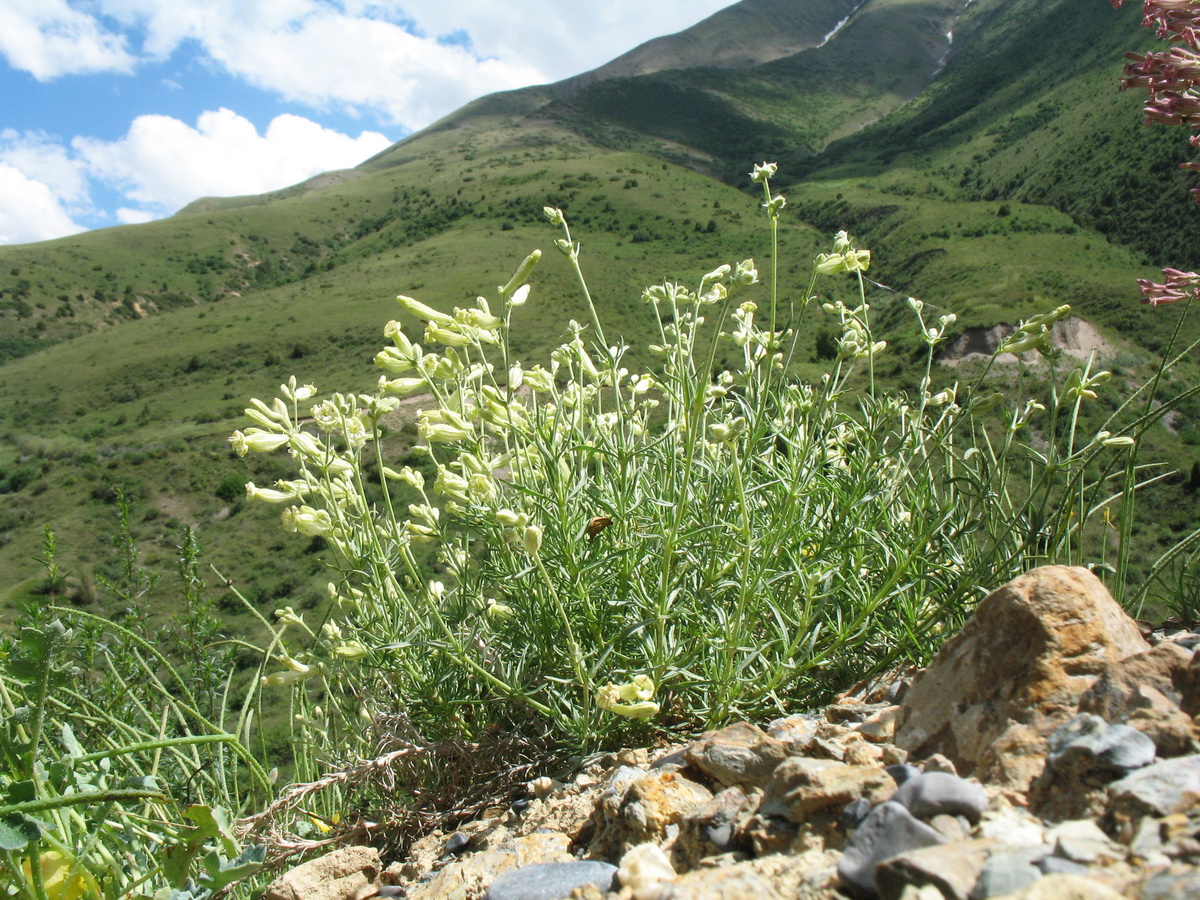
[1136,268,1200,305]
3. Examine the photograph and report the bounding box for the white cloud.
[383,1,735,81]
[0,0,134,79]
[0,163,86,245]
[190,11,546,128]
[115,207,156,225]
[74,108,393,214]
[0,130,89,204]
[7,1,732,128]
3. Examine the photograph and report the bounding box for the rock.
[827,699,892,725]
[760,757,895,822]
[444,832,471,855]
[664,858,788,900]
[928,813,971,842]
[266,846,381,900]
[1137,868,1200,899]
[1185,652,1200,718]
[1078,642,1199,756]
[1108,753,1200,818]
[874,838,993,900]
[1080,641,1195,715]
[892,772,989,824]
[992,873,1127,899]
[1046,714,1157,776]
[408,833,574,900]
[895,566,1149,791]
[676,784,756,864]
[589,768,713,857]
[1124,684,1198,758]
[617,843,675,900]
[684,722,789,788]
[1031,713,1157,820]
[921,755,958,776]
[887,764,923,786]
[766,713,821,747]
[1046,819,1125,865]
[843,797,875,829]
[970,847,1045,899]
[1035,855,1089,876]
[838,801,947,896]
[855,706,902,743]
[484,861,618,900]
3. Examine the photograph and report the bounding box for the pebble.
[443,832,471,855]
[618,843,675,900]
[970,849,1043,899]
[484,860,618,900]
[1046,713,1157,776]
[838,801,947,895]
[892,772,989,824]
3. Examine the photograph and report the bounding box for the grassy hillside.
[2,0,1199,634]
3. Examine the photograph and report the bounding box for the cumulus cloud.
[0,112,390,245]
[0,0,134,79]
[1,1,730,127]
[0,163,86,245]
[185,11,546,128]
[387,0,734,81]
[74,108,392,215]
[0,129,90,205]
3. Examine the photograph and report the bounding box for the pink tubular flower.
[1136,267,1200,305]
[1115,1,1200,202]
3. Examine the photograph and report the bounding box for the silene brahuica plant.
[229,162,1174,762]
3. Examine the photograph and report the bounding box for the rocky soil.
[264,566,1200,900]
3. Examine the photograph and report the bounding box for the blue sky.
[0,0,733,246]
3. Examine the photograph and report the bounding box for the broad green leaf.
[0,813,40,850]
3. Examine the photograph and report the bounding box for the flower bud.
[397,294,454,325]
[522,524,543,555]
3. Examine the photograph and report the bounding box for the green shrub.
[230,165,1168,757]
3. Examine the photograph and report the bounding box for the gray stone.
[676,784,756,866]
[838,801,946,896]
[970,850,1044,899]
[484,861,618,900]
[1109,753,1200,818]
[1138,869,1200,899]
[842,797,874,829]
[892,772,988,824]
[444,831,471,855]
[1046,819,1124,865]
[1047,713,1157,776]
[887,764,922,786]
[1036,856,1090,876]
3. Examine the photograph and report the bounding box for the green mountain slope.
[1,0,1197,625]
